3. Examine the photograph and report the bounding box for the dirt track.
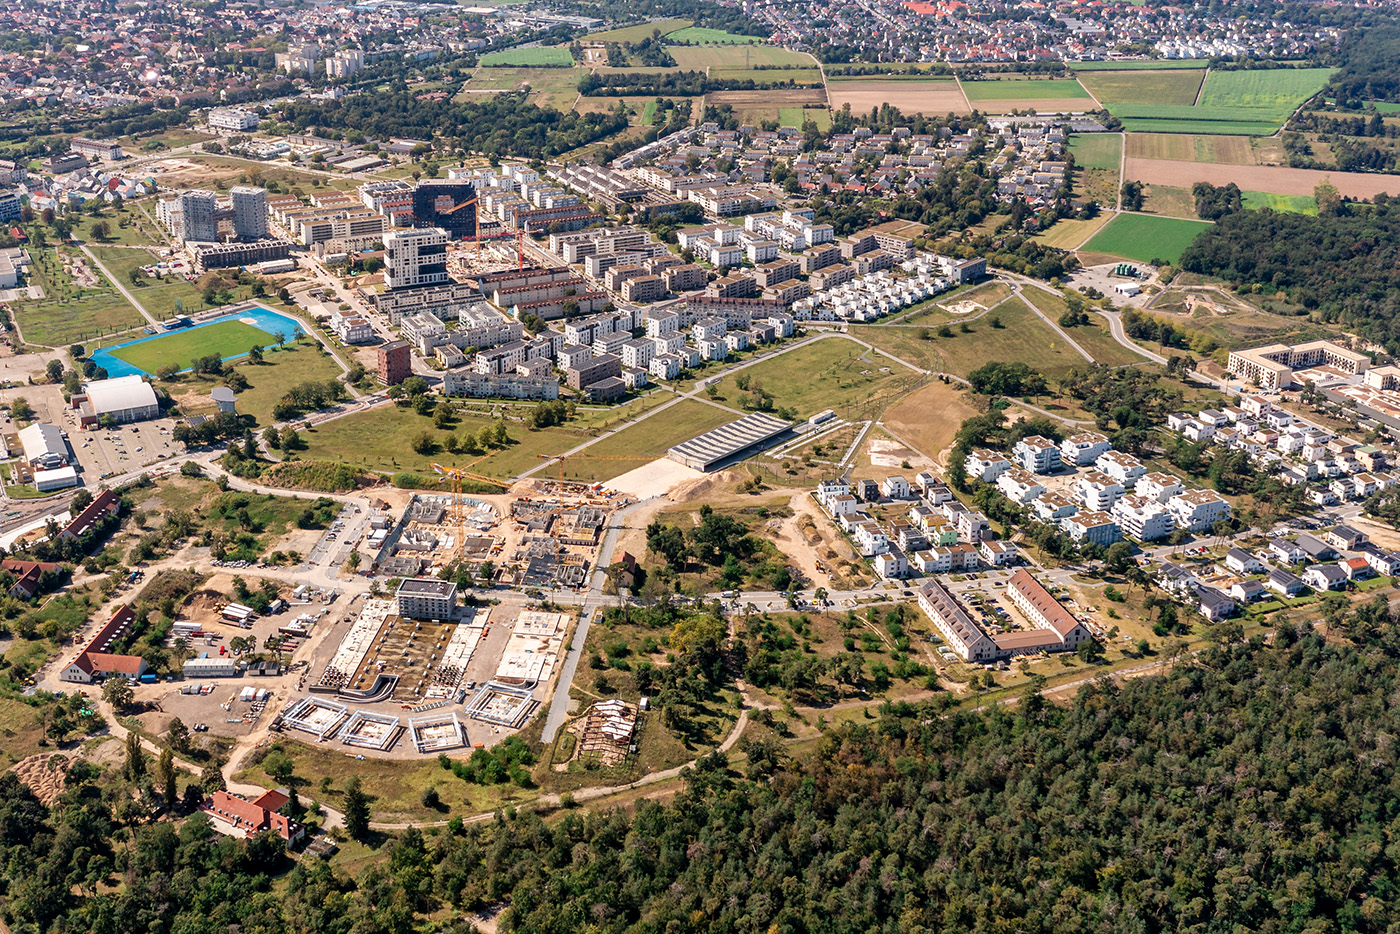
[1124,157,1400,198]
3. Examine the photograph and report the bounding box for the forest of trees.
[1177,201,1400,352]
[275,91,628,160]
[10,622,1400,932]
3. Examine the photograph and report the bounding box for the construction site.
[372,493,501,579]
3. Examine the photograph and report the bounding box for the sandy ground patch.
[881,380,980,468]
[1124,157,1400,198]
[604,458,704,499]
[827,80,969,116]
[868,437,925,469]
[12,753,69,805]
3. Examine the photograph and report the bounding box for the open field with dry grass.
[1033,213,1114,249]
[827,79,969,115]
[1124,157,1400,198]
[1125,134,1258,164]
[881,380,980,466]
[705,87,828,124]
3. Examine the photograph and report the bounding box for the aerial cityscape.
[2,0,1400,930]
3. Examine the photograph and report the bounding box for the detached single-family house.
[1303,564,1348,592]
[1225,548,1263,576]
[1266,568,1306,597]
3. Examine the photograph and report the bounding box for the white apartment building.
[965,448,1011,482]
[1059,431,1111,466]
[208,107,260,132]
[1111,495,1174,541]
[996,467,1045,504]
[384,227,449,290]
[1167,489,1232,532]
[229,186,268,240]
[1062,510,1122,546]
[1013,436,1062,474]
[1135,471,1185,504]
[1095,450,1146,487]
[1076,471,1125,511]
[178,189,218,243]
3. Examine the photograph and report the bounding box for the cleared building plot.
[340,710,403,751]
[282,696,350,742]
[465,681,536,728]
[316,599,392,691]
[668,412,792,471]
[826,79,969,116]
[514,610,567,637]
[409,712,467,753]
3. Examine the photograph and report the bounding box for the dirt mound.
[671,469,743,504]
[12,753,70,805]
[184,589,227,614]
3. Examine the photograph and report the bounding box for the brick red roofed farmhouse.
[1,558,58,599]
[201,790,305,844]
[59,605,147,683]
[60,489,120,541]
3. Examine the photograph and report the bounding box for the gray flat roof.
[668,412,791,471]
[396,578,456,596]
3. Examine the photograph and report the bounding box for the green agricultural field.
[960,78,1090,101]
[586,19,692,42]
[665,26,763,43]
[1082,212,1212,264]
[1071,60,1214,71]
[110,320,281,374]
[1077,69,1205,106]
[1110,67,1333,134]
[713,67,823,85]
[1368,101,1400,115]
[778,106,831,129]
[479,46,574,67]
[1242,190,1319,214]
[1070,133,1121,170]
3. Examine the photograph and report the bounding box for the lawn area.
[110,320,281,374]
[586,18,692,42]
[1070,133,1122,170]
[551,399,732,481]
[1077,69,1205,106]
[479,46,574,66]
[170,341,344,426]
[960,78,1090,101]
[1017,288,1149,367]
[1243,190,1318,214]
[235,737,543,825]
[1138,184,1200,219]
[723,337,921,420]
[778,106,831,129]
[666,26,763,43]
[87,245,210,319]
[14,246,147,346]
[1083,212,1211,264]
[1034,212,1113,250]
[72,209,163,247]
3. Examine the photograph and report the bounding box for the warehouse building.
[668,412,792,472]
[74,375,160,426]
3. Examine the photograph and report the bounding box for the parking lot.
[67,418,185,482]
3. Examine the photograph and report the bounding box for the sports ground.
[93,307,303,377]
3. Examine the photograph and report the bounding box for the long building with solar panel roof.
[668,412,792,472]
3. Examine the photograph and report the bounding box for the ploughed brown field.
[1123,157,1400,198]
[827,79,970,115]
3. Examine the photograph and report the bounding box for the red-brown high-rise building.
[378,340,411,385]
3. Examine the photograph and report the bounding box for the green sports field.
[110,320,280,374]
[1082,213,1212,265]
[479,47,574,66]
[961,78,1090,101]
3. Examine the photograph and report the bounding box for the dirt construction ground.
[1123,158,1400,198]
[881,380,980,468]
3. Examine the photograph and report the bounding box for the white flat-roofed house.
[964,448,1011,482]
[1095,451,1146,488]
[1062,510,1121,546]
[1167,489,1231,533]
[882,475,911,499]
[874,551,908,580]
[853,520,890,556]
[957,509,989,544]
[1181,419,1215,443]
[1197,409,1229,427]
[980,540,1017,567]
[1059,431,1111,466]
[1076,471,1124,511]
[996,467,1045,504]
[649,354,682,381]
[815,478,850,505]
[1013,436,1062,474]
[1110,495,1174,541]
[1136,472,1185,504]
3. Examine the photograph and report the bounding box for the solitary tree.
[343,775,371,841]
[103,677,134,712]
